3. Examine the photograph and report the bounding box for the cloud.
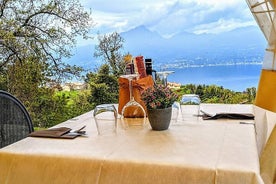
[91,11,129,31]
[86,0,178,33]
[80,0,257,37]
[192,18,256,34]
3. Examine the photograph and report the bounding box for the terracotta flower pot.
[147,107,172,131]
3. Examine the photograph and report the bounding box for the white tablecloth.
[0,104,263,184]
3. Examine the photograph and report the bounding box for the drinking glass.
[171,101,181,124]
[93,104,117,135]
[180,94,201,122]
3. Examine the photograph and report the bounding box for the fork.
[71,125,86,134]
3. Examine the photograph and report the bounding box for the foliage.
[29,89,91,128]
[86,64,119,106]
[0,0,92,80]
[94,32,126,77]
[0,59,48,108]
[88,32,127,107]
[1,56,85,126]
[141,84,179,109]
[174,84,256,104]
[0,0,93,128]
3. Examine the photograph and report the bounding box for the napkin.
[201,110,255,120]
[29,127,81,139]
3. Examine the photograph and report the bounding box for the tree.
[246,87,256,103]
[177,84,254,104]
[0,0,93,128]
[87,64,119,106]
[0,0,92,79]
[4,58,46,101]
[94,32,126,77]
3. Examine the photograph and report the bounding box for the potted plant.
[141,84,178,130]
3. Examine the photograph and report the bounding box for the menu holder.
[29,127,83,139]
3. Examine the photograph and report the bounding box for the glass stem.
[164,75,168,86]
[128,78,134,101]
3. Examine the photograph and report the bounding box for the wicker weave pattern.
[0,90,33,148]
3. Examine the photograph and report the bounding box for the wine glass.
[120,74,146,128]
[156,71,175,86]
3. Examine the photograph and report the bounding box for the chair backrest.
[0,90,34,148]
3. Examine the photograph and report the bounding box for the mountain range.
[66,25,267,70]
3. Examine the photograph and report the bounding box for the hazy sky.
[80,0,256,36]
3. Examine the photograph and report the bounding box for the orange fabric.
[118,75,154,117]
[255,69,276,113]
[0,152,102,184]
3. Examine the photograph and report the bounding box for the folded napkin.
[29,127,81,139]
[201,110,255,120]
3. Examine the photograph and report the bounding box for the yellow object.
[255,69,276,113]
[123,54,132,63]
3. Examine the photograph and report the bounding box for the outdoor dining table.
[0,104,263,184]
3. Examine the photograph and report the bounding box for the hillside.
[66,25,267,70]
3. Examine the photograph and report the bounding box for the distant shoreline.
[165,63,262,92]
[154,61,262,70]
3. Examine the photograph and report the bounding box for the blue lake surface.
[166,64,262,92]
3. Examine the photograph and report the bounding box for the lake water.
[165,64,262,92]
